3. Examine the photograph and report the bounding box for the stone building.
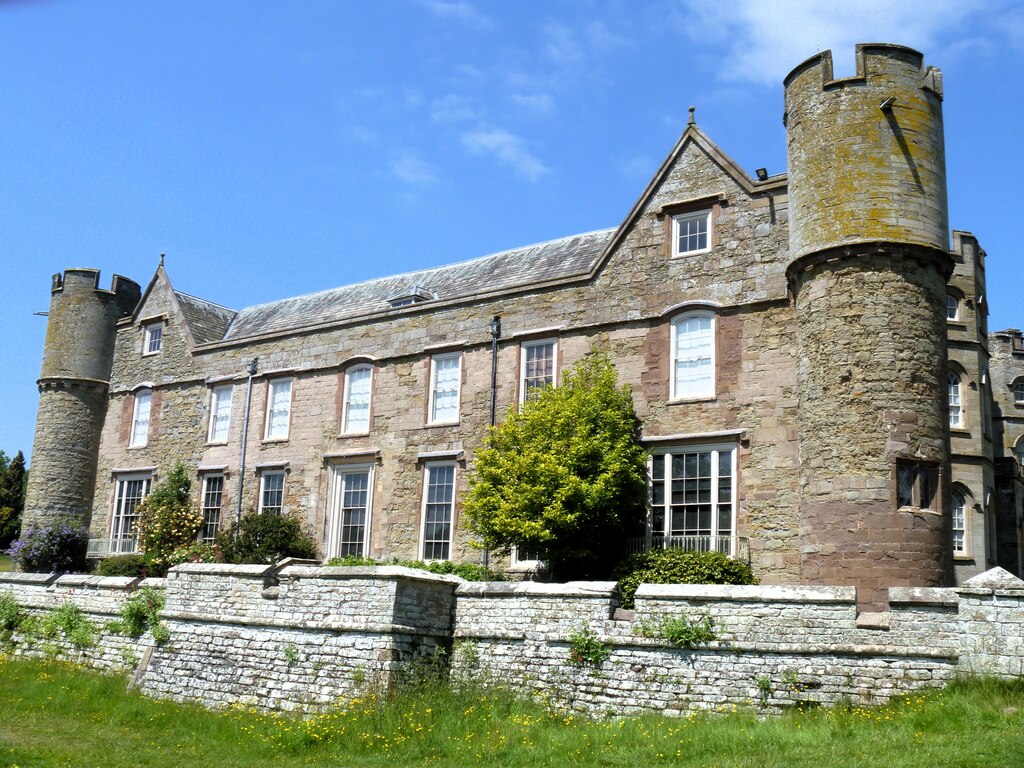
[22,44,1024,605]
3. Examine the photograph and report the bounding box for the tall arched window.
[130,389,152,447]
[948,371,962,428]
[1015,439,1024,467]
[671,312,715,399]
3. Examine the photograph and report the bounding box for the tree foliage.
[135,463,203,567]
[462,351,647,580]
[217,511,317,564]
[0,450,27,548]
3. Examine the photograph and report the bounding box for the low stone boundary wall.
[2,565,1022,716]
[0,571,163,672]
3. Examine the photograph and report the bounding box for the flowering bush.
[7,517,89,574]
[167,541,223,567]
[135,463,203,567]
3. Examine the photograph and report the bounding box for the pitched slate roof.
[221,228,616,342]
[174,291,238,345]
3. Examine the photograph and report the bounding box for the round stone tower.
[22,269,141,533]
[784,44,954,607]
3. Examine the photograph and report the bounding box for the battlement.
[784,43,941,101]
[51,268,141,309]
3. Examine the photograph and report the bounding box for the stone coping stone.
[280,565,463,585]
[456,580,617,597]
[168,563,276,578]
[961,566,1024,591]
[956,587,1024,598]
[140,577,166,589]
[634,583,857,603]
[888,587,958,606]
[0,572,59,585]
[54,574,140,590]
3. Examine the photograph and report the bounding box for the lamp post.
[235,357,259,535]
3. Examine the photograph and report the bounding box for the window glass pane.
[209,385,232,442]
[131,391,152,447]
[946,295,958,320]
[948,371,962,427]
[201,475,224,542]
[431,355,461,423]
[145,324,162,354]
[112,476,150,553]
[343,367,372,433]
[675,213,709,254]
[339,470,370,557]
[897,465,915,507]
[951,492,966,553]
[673,315,713,398]
[260,472,284,515]
[1014,382,1024,404]
[522,342,555,399]
[267,380,292,438]
[422,464,455,561]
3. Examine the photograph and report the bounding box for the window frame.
[946,294,960,322]
[895,461,941,512]
[325,463,375,559]
[199,473,225,543]
[948,370,963,429]
[419,461,457,562]
[258,470,286,515]
[142,322,163,356]
[110,473,152,554]
[428,352,462,425]
[207,384,233,444]
[264,378,294,441]
[1015,438,1024,468]
[519,338,558,403]
[648,442,738,556]
[1013,380,1024,406]
[951,489,969,557]
[130,389,152,448]
[670,311,716,401]
[671,210,712,257]
[341,364,373,435]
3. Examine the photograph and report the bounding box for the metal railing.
[86,537,138,558]
[624,535,749,560]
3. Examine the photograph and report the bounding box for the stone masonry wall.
[3,566,1023,717]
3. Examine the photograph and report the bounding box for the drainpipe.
[483,316,501,568]
[235,357,259,536]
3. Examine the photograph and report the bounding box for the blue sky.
[2,0,1022,462]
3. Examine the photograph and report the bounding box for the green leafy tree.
[134,463,203,568]
[462,351,647,580]
[0,451,27,548]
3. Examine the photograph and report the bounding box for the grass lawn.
[1,655,1023,768]
[0,555,12,572]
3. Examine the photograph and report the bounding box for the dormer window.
[142,322,163,355]
[386,286,435,309]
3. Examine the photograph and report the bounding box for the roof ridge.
[174,289,237,314]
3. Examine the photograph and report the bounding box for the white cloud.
[511,93,554,114]
[431,93,477,123]
[461,127,549,181]
[666,0,990,85]
[390,149,438,186]
[416,0,491,28]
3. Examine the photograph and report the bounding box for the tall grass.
[0,555,13,572]
[1,654,1023,767]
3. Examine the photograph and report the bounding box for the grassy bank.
[0,555,12,572]
[1,655,1023,767]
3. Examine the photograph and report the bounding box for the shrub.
[323,555,503,581]
[118,586,165,639]
[567,625,610,668]
[39,602,96,650]
[96,554,148,577]
[635,614,716,648]
[135,464,203,567]
[0,591,25,633]
[167,541,223,567]
[8,517,88,574]
[613,549,757,609]
[462,351,647,580]
[217,512,317,564]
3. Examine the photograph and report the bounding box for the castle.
[23,44,1024,607]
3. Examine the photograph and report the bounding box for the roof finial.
[159,253,165,267]
[688,105,696,125]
